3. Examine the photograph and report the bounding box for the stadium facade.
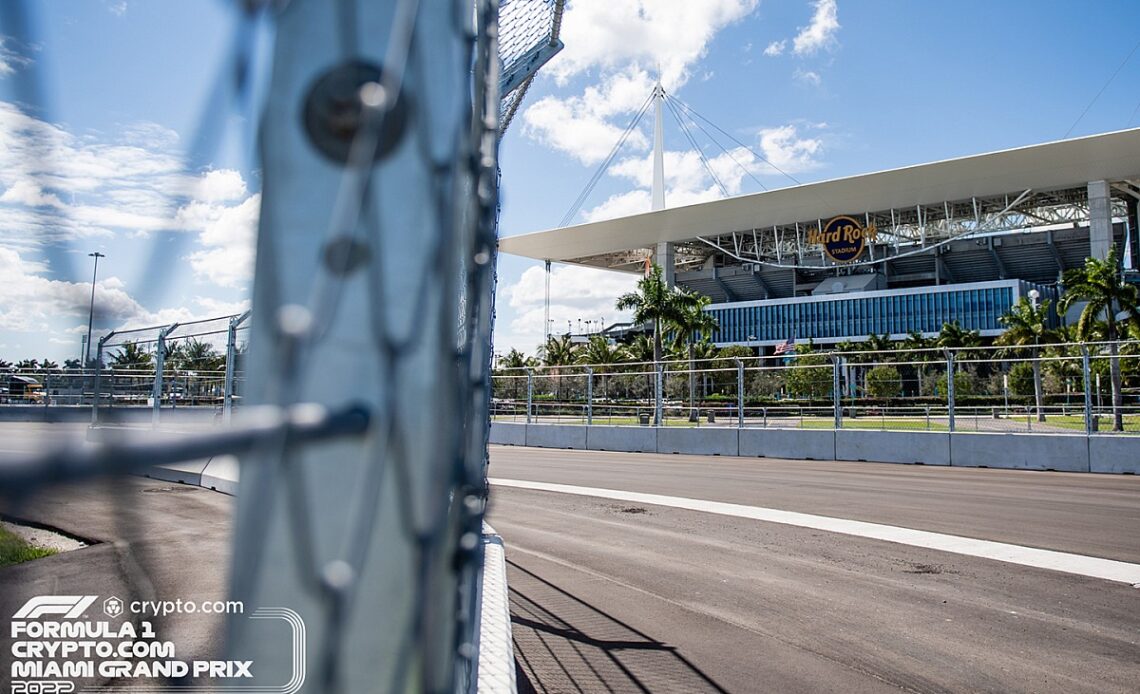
[500,125,1140,352]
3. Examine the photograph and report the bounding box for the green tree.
[497,348,536,369]
[783,345,831,399]
[1008,362,1036,397]
[615,264,697,365]
[15,359,38,371]
[171,338,225,371]
[936,370,979,398]
[38,360,59,371]
[995,296,1057,421]
[540,334,579,366]
[63,359,82,370]
[1059,248,1140,431]
[936,321,982,349]
[109,342,153,371]
[865,365,902,398]
[668,292,719,416]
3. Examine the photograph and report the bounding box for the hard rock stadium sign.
[807,215,879,263]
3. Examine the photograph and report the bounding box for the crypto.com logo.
[11,596,97,620]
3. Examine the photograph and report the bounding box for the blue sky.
[2,1,1140,362]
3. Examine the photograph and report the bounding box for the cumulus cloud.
[792,0,840,56]
[763,40,786,57]
[574,124,826,223]
[794,68,822,86]
[522,1,759,166]
[0,36,33,78]
[496,264,638,354]
[0,101,259,286]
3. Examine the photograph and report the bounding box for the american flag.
[774,336,795,355]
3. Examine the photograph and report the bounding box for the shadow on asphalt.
[507,559,728,694]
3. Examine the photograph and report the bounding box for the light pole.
[84,252,105,366]
[1028,289,1043,422]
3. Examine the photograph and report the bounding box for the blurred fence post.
[526,368,533,424]
[586,366,593,426]
[152,323,179,426]
[735,357,744,429]
[654,361,663,426]
[223,311,251,424]
[831,354,841,430]
[945,349,956,432]
[91,332,114,425]
[1082,344,1093,434]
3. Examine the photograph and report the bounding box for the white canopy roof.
[499,128,1140,265]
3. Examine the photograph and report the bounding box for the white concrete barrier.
[200,455,240,495]
[489,422,526,446]
[144,459,211,486]
[1088,435,1140,474]
[836,430,951,465]
[585,425,657,453]
[657,427,738,456]
[950,433,1089,472]
[739,428,836,460]
[525,424,588,449]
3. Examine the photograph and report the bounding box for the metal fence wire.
[492,341,1140,436]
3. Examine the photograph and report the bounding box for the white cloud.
[185,194,260,288]
[522,68,653,165]
[0,247,147,334]
[764,40,786,57]
[794,68,822,86]
[546,0,760,87]
[496,264,638,354]
[0,101,259,286]
[574,124,826,223]
[105,1,128,16]
[757,123,825,174]
[0,37,33,78]
[792,0,840,56]
[522,1,759,166]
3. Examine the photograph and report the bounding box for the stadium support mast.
[651,79,674,285]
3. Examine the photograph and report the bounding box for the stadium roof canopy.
[499,127,1140,273]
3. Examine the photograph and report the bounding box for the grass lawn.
[0,524,57,567]
[802,418,950,432]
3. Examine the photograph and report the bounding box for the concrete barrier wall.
[489,422,526,446]
[526,424,588,450]
[836,430,951,466]
[586,425,657,453]
[1088,436,1140,474]
[950,433,1090,472]
[738,428,835,460]
[657,427,738,456]
[200,455,240,495]
[144,458,212,486]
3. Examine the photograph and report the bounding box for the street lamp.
[84,252,105,366]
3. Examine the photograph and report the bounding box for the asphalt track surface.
[0,477,233,691]
[486,445,1140,693]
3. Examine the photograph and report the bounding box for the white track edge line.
[489,478,1140,585]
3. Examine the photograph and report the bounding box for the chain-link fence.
[493,340,1140,435]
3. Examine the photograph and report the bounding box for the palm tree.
[936,321,982,349]
[615,264,695,365]
[497,348,535,370]
[668,291,719,416]
[902,330,934,396]
[109,342,153,371]
[1059,248,1140,431]
[996,296,1056,421]
[577,335,627,402]
[540,334,579,404]
[173,338,225,371]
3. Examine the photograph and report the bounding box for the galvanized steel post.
[655,361,664,426]
[945,349,956,432]
[152,323,179,426]
[586,366,593,426]
[1082,344,1093,434]
[735,357,744,428]
[832,354,842,430]
[91,333,113,425]
[223,311,251,424]
[526,368,534,424]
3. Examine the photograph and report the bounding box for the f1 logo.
[12,596,97,619]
